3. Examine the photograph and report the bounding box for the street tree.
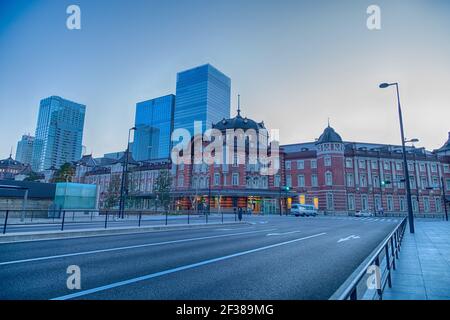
[154,169,172,213]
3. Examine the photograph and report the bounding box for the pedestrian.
[238,207,243,221]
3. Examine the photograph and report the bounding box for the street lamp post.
[379,82,415,233]
[119,127,136,219]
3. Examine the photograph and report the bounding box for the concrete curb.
[0,222,249,244]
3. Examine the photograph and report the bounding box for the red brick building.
[171,119,450,216]
[282,128,450,216]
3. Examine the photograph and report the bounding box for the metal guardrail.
[330,216,408,300]
[1,209,244,234]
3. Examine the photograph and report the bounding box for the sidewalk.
[384,219,450,300]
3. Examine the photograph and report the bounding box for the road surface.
[0,215,400,299]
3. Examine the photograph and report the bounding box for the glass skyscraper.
[133,94,175,161]
[32,96,86,172]
[174,64,231,136]
[16,134,35,165]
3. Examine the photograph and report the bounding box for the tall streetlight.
[379,82,415,233]
[119,127,136,219]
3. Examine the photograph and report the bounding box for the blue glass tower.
[32,96,86,172]
[133,94,175,161]
[174,64,231,136]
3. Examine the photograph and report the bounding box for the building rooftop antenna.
[237,94,241,116]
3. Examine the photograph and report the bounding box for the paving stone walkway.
[384,219,450,300]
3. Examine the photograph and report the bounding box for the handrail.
[330,216,408,300]
[0,208,240,234]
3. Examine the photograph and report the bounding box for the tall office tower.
[133,94,175,161]
[15,134,35,165]
[174,64,231,136]
[32,96,86,172]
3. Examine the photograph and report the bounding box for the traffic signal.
[282,186,290,192]
[381,180,391,186]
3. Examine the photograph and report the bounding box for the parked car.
[354,210,374,217]
[291,204,318,217]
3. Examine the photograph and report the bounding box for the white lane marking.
[266,230,302,236]
[51,232,326,300]
[337,235,360,243]
[0,228,277,266]
[380,219,386,222]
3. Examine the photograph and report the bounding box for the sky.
[0,0,449,159]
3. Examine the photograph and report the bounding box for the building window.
[359,160,366,169]
[361,195,368,211]
[312,174,318,187]
[262,176,268,188]
[423,197,430,212]
[345,159,353,168]
[297,160,304,170]
[286,175,292,187]
[447,178,450,191]
[371,160,378,170]
[253,177,259,188]
[285,161,291,170]
[325,156,331,167]
[419,163,426,172]
[435,197,442,213]
[396,162,402,171]
[310,160,317,169]
[421,177,427,189]
[246,176,251,188]
[214,173,220,186]
[432,177,439,188]
[385,174,392,188]
[233,153,238,167]
[435,197,442,212]
[410,176,416,189]
[387,196,394,212]
[412,198,419,213]
[346,173,354,187]
[399,197,406,212]
[347,194,355,211]
[384,161,390,170]
[326,193,334,210]
[431,164,437,173]
[325,171,333,186]
[232,173,239,186]
[360,174,367,187]
[373,175,379,187]
[397,175,405,189]
[444,164,450,173]
[274,175,281,187]
[375,195,381,211]
[298,175,305,187]
[408,162,414,171]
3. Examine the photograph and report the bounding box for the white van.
[291,204,318,217]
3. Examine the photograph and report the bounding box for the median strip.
[51,232,326,300]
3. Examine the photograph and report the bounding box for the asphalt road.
[0,215,400,300]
